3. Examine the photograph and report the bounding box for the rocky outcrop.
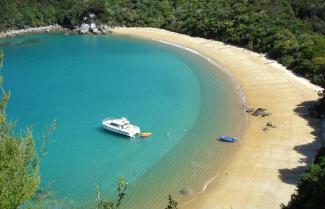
[98,24,112,34]
[0,25,62,38]
[0,20,114,39]
[0,14,114,38]
[77,23,112,35]
[251,108,271,117]
[90,23,96,31]
[266,121,276,128]
[92,28,101,34]
[78,23,90,34]
[262,126,271,132]
[76,13,112,35]
[263,121,277,132]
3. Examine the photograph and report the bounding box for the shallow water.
[0,33,243,208]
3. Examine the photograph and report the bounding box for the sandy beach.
[112,27,323,209]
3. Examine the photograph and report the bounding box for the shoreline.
[158,39,249,202]
[0,25,64,39]
[122,32,250,206]
[0,25,127,39]
[157,40,249,109]
[112,27,323,209]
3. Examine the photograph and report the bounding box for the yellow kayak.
[140,132,152,138]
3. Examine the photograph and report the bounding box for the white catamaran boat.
[102,117,141,138]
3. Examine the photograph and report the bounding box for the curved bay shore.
[112,27,323,209]
[0,26,323,208]
[0,25,64,38]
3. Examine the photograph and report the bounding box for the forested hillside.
[289,0,325,35]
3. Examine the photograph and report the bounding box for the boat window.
[110,123,120,128]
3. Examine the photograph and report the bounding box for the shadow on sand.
[278,100,324,185]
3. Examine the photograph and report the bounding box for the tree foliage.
[165,194,178,209]
[95,176,128,209]
[281,147,325,209]
[0,52,40,209]
[290,0,325,35]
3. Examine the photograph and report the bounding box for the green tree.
[281,147,325,209]
[165,194,178,209]
[95,176,128,209]
[0,52,40,209]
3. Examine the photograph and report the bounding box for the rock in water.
[179,187,193,195]
[79,23,90,34]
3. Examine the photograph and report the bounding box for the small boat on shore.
[140,132,152,138]
[218,135,238,143]
[102,117,140,138]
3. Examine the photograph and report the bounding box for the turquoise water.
[0,33,243,208]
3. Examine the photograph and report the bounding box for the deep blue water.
[0,33,243,209]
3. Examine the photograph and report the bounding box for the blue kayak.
[218,135,238,143]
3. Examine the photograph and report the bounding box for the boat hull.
[102,118,140,138]
[102,125,140,138]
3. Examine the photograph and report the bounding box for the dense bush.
[281,147,325,209]
[289,0,325,35]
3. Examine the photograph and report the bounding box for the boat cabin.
[110,118,129,128]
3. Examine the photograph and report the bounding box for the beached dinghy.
[218,135,238,143]
[102,117,140,138]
